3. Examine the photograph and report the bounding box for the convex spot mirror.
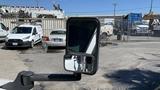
[64,17,100,75]
[64,53,95,74]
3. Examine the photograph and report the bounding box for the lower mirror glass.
[64,54,95,74]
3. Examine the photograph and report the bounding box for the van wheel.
[30,41,34,48]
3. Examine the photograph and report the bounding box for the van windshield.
[12,27,32,34]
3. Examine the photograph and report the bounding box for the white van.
[5,24,43,48]
[0,23,9,41]
[101,23,113,37]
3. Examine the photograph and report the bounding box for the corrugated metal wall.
[0,18,66,36]
[42,18,66,36]
[0,18,17,30]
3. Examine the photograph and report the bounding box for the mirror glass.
[64,54,94,74]
[67,19,98,53]
[64,18,100,75]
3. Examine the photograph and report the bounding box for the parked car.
[0,23,9,41]
[5,24,43,48]
[42,29,66,52]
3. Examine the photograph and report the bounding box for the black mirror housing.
[6,27,9,31]
[32,32,36,35]
[64,17,100,75]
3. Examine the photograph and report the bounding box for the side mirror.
[64,17,100,75]
[6,27,9,31]
[32,32,37,35]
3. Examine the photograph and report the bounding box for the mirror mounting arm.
[30,72,81,81]
[1,71,81,90]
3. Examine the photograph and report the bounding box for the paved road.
[17,44,112,90]
[1,40,160,90]
[16,41,160,90]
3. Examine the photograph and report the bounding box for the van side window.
[33,28,37,35]
[1,23,7,30]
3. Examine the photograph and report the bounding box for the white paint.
[86,29,97,54]
[65,56,80,71]
[152,19,160,25]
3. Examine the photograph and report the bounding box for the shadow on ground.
[104,69,160,90]
[1,46,29,50]
[46,47,65,53]
[47,50,64,53]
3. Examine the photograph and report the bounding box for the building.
[0,5,65,18]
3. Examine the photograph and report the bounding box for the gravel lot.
[1,37,160,90]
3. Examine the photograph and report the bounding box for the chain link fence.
[113,19,160,42]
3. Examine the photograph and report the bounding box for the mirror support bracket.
[1,71,81,90]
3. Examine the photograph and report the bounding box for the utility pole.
[113,3,117,28]
[149,0,153,14]
[113,3,117,27]
[113,3,117,18]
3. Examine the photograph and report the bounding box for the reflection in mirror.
[64,54,94,74]
[67,20,98,53]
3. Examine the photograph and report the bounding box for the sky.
[1,0,160,16]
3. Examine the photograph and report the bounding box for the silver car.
[42,29,66,52]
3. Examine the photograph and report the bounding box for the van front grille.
[8,39,23,43]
